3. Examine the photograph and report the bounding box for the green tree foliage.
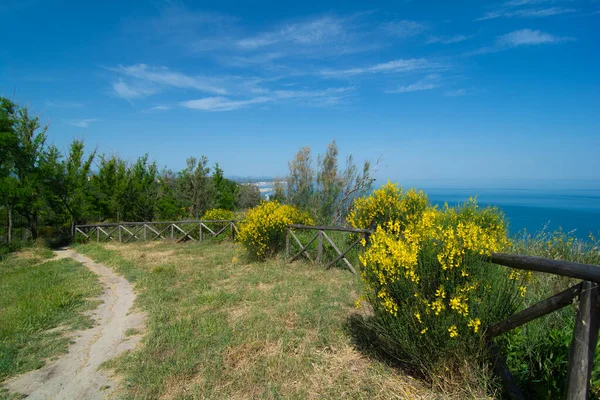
[282,141,375,225]
[212,163,238,210]
[177,156,215,219]
[45,140,96,234]
[236,184,261,209]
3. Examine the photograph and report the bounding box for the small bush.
[238,201,313,260]
[202,208,235,233]
[351,182,524,375]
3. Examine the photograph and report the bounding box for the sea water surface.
[423,188,600,239]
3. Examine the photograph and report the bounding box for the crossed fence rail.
[75,220,600,399]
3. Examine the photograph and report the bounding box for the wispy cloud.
[427,34,473,44]
[386,74,441,93]
[381,20,427,38]
[112,80,156,101]
[466,29,572,55]
[444,88,467,97]
[65,119,100,128]
[109,64,227,94]
[497,29,572,46]
[476,6,575,20]
[45,101,84,108]
[236,16,348,49]
[181,96,271,111]
[321,58,440,78]
[180,86,354,111]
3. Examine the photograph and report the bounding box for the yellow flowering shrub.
[238,201,313,260]
[202,208,235,232]
[350,182,525,371]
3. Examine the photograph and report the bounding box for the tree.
[91,155,129,221]
[177,156,214,219]
[236,184,261,209]
[0,98,18,242]
[11,105,49,239]
[282,141,376,225]
[127,154,159,221]
[286,147,314,210]
[156,168,183,221]
[212,162,238,210]
[45,139,96,235]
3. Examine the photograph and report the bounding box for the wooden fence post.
[118,225,122,243]
[143,225,147,241]
[286,228,290,259]
[97,227,100,242]
[199,224,203,242]
[230,221,235,241]
[317,231,323,264]
[170,224,174,240]
[564,281,600,399]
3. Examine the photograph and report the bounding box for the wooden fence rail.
[75,220,237,243]
[285,224,370,274]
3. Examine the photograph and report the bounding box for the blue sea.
[424,188,600,239]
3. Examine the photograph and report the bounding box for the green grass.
[0,247,102,385]
[76,240,436,399]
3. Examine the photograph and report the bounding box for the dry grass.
[76,240,459,399]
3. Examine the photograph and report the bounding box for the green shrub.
[238,201,313,260]
[351,182,523,376]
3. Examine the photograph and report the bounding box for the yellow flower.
[414,312,422,324]
[468,318,481,333]
[518,285,527,297]
[448,325,459,338]
[420,327,428,335]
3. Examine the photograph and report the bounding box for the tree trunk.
[29,213,38,240]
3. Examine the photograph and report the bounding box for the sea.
[255,181,600,240]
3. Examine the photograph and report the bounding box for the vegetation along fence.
[75,220,600,399]
[75,220,237,243]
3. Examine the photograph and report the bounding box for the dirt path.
[3,249,145,400]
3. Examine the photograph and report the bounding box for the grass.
[76,240,438,399]
[0,246,102,386]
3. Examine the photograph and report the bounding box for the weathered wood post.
[118,225,122,243]
[199,224,203,242]
[230,221,235,241]
[170,224,174,240]
[317,230,323,264]
[564,281,600,399]
[97,227,100,243]
[285,228,290,259]
[143,224,147,241]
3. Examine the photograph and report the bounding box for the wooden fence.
[75,220,237,243]
[486,253,600,400]
[285,224,371,274]
[75,220,600,398]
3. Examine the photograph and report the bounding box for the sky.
[1,0,599,185]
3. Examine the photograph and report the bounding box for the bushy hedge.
[238,201,313,260]
[350,182,525,374]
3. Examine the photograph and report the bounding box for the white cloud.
[386,74,441,93]
[321,58,439,78]
[236,16,346,49]
[497,29,571,46]
[112,80,156,100]
[180,86,354,111]
[427,34,473,44]
[476,6,575,20]
[110,64,227,94]
[465,29,572,55]
[381,20,427,38]
[181,96,271,111]
[66,119,100,128]
[445,89,467,97]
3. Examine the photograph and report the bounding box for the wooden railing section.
[486,253,600,400]
[285,224,371,273]
[75,220,237,243]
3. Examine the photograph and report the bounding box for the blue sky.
[1,0,599,184]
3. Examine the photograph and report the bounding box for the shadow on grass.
[345,312,426,381]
